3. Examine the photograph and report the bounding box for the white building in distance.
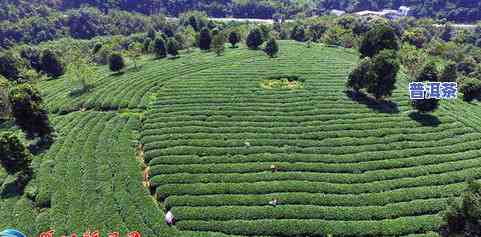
[354,6,411,20]
[330,9,346,16]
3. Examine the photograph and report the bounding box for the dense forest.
[1,0,481,22]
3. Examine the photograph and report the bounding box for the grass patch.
[260,75,304,90]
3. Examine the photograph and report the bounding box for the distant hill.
[2,0,481,22]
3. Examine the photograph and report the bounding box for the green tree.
[199,27,212,50]
[476,38,481,48]
[399,44,428,78]
[228,31,241,48]
[0,133,32,174]
[0,132,33,196]
[411,62,439,113]
[174,33,186,50]
[92,43,103,55]
[66,44,95,95]
[20,47,42,72]
[402,28,428,48]
[40,49,65,78]
[321,26,354,47]
[346,58,372,92]
[181,26,196,53]
[246,28,264,50]
[264,38,279,58]
[147,27,156,39]
[366,50,400,99]
[0,77,11,119]
[461,77,481,102]
[440,24,454,42]
[9,84,54,140]
[417,61,439,82]
[143,38,152,53]
[109,52,125,72]
[441,181,481,237]
[153,38,167,58]
[127,42,143,70]
[347,50,400,99]
[291,25,306,42]
[457,57,478,76]
[212,32,225,56]
[167,38,179,57]
[360,24,399,58]
[440,62,458,82]
[0,52,21,81]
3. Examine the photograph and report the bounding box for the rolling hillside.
[1,41,481,237]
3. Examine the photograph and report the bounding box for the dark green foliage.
[67,8,108,39]
[93,46,112,65]
[308,24,328,42]
[346,58,371,92]
[212,33,225,56]
[2,1,481,50]
[0,133,31,174]
[9,83,54,139]
[476,39,481,48]
[20,47,42,72]
[411,98,439,114]
[411,62,439,113]
[143,38,152,53]
[366,50,400,99]
[40,49,65,78]
[228,31,241,48]
[153,38,167,58]
[360,24,399,58]
[147,27,156,39]
[246,28,264,50]
[441,181,481,237]
[0,52,21,81]
[174,33,186,50]
[402,28,428,49]
[0,77,11,118]
[264,38,279,58]
[199,28,212,50]
[440,62,458,82]
[211,28,220,36]
[179,11,208,32]
[417,61,439,83]
[457,57,478,76]
[291,25,306,42]
[167,38,178,57]
[440,25,454,42]
[258,24,271,41]
[109,52,125,72]
[347,50,399,99]
[461,77,481,102]
[92,43,102,55]
[5,0,478,23]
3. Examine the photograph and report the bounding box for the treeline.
[0,0,304,19]
[0,6,176,49]
[2,0,481,23]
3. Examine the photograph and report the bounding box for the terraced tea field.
[2,41,481,237]
[142,41,481,236]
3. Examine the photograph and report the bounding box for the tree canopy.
[246,28,264,50]
[8,83,54,139]
[360,24,399,58]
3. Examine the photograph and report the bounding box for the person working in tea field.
[165,211,176,225]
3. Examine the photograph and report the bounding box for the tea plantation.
[2,41,481,237]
